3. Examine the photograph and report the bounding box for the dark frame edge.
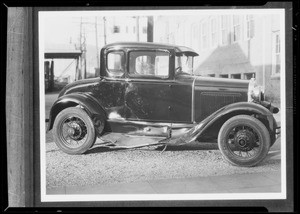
[33,7,40,208]
[25,7,35,207]
[4,3,291,212]
[5,7,35,208]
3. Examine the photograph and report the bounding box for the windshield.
[175,55,194,75]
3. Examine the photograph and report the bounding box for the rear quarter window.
[106,51,125,77]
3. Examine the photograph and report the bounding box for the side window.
[107,51,125,77]
[155,55,169,76]
[129,51,169,78]
[136,55,154,75]
[272,31,281,76]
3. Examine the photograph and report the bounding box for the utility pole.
[103,17,107,45]
[78,17,87,80]
[83,29,87,79]
[136,16,140,42]
[147,16,154,42]
[49,60,54,91]
[95,16,100,68]
[76,17,83,80]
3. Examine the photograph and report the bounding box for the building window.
[231,73,241,79]
[208,74,215,77]
[221,15,229,45]
[142,26,147,34]
[244,72,255,80]
[113,26,120,33]
[245,15,255,39]
[211,18,217,47]
[192,25,198,39]
[169,33,175,44]
[233,15,241,42]
[126,26,129,33]
[220,74,228,78]
[272,31,281,76]
[133,26,136,34]
[191,23,199,49]
[201,21,208,49]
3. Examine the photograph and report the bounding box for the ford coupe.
[47,42,280,167]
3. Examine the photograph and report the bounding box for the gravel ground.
[46,137,281,189]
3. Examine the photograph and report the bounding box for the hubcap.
[227,125,260,158]
[67,128,75,136]
[234,129,256,151]
[67,121,84,140]
[239,139,246,147]
[60,116,88,148]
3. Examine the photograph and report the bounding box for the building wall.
[154,14,281,102]
[105,16,148,43]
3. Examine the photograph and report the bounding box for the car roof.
[102,42,199,56]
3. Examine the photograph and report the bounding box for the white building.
[105,16,148,44]
[154,14,282,102]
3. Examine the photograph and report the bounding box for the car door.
[94,50,127,119]
[124,49,172,122]
[167,54,195,123]
[168,75,193,123]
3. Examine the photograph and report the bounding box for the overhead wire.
[58,59,76,78]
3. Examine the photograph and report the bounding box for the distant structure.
[154,14,281,102]
[94,16,149,76]
[104,16,148,43]
[44,45,82,92]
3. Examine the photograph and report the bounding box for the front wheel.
[53,107,96,155]
[218,115,270,167]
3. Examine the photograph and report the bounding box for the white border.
[39,9,286,202]
[279,8,287,199]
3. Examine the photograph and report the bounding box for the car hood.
[193,76,249,88]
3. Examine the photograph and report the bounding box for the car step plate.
[95,133,166,149]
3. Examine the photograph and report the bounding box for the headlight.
[248,78,264,102]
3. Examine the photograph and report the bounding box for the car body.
[48,42,279,167]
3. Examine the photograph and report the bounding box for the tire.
[53,107,96,155]
[218,115,270,167]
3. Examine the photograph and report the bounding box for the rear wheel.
[218,115,270,167]
[53,107,96,155]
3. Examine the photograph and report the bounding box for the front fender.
[164,102,276,146]
[47,93,106,134]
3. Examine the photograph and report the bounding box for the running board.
[107,119,194,137]
[95,133,166,149]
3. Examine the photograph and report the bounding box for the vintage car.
[47,42,280,167]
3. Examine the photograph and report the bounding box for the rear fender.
[47,93,106,136]
[164,102,276,146]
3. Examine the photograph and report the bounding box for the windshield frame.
[175,54,194,76]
